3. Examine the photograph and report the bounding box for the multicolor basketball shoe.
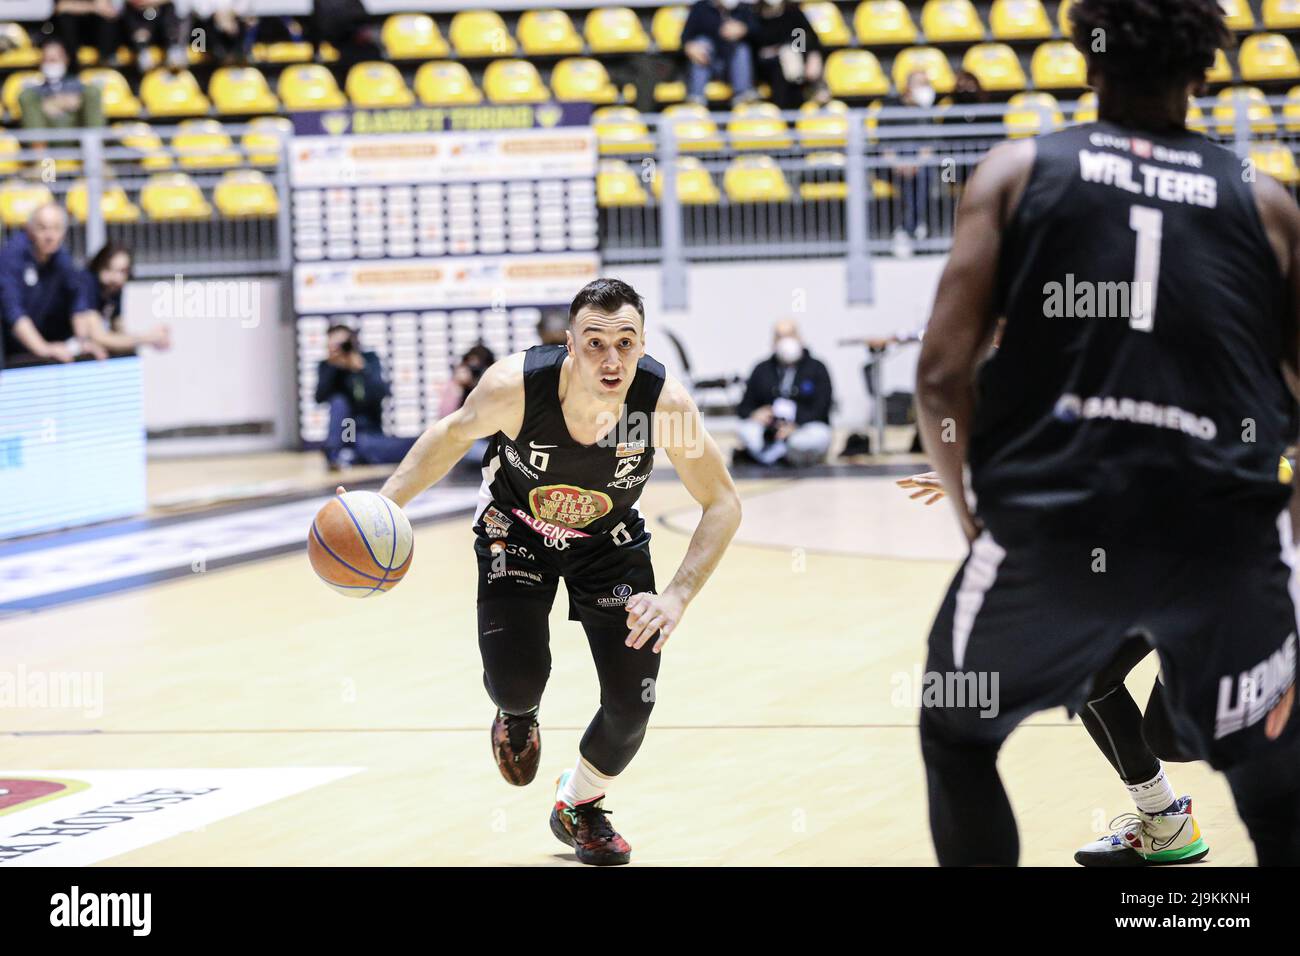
[1074,795,1209,867]
[549,771,632,866]
[490,708,540,786]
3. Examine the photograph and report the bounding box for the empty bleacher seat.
[382,14,450,58]
[1004,91,1062,137]
[585,7,650,53]
[210,66,278,114]
[0,24,39,68]
[346,62,415,107]
[1214,85,1277,133]
[1286,85,1300,130]
[0,179,53,227]
[920,0,985,43]
[1206,48,1234,84]
[112,121,173,170]
[796,99,850,147]
[989,0,1052,40]
[651,5,688,51]
[141,172,212,220]
[597,159,648,206]
[962,43,1026,91]
[728,101,794,150]
[802,2,853,46]
[214,169,279,217]
[252,40,313,63]
[855,0,919,45]
[140,68,211,116]
[242,116,292,165]
[662,102,725,151]
[174,119,240,169]
[1220,0,1256,31]
[1263,0,1300,29]
[450,10,517,57]
[483,59,550,103]
[415,62,483,105]
[652,156,719,203]
[593,106,651,152]
[66,180,140,223]
[892,46,956,92]
[826,49,891,96]
[0,132,18,174]
[1240,33,1300,82]
[1058,0,1074,35]
[278,64,347,110]
[551,58,618,103]
[724,155,791,202]
[2,71,41,120]
[1030,40,1087,88]
[1073,90,1097,123]
[82,68,142,119]
[518,9,584,55]
[1251,142,1300,184]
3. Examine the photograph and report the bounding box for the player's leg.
[1224,739,1300,866]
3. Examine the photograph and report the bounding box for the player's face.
[567,305,645,397]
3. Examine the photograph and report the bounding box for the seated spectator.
[438,343,495,468]
[315,324,416,471]
[683,0,757,105]
[50,0,120,68]
[0,204,89,366]
[537,308,568,346]
[179,0,253,65]
[122,0,184,72]
[75,242,171,357]
[734,320,833,467]
[19,39,104,130]
[750,0,825,110]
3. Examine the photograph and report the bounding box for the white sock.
[1128,766,1178,815]
[559,756,614,807]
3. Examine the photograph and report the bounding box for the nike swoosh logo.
[1150,819,1188,852]
[530,442,557,449]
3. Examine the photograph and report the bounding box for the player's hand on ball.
[625,591,685,654]
[896,471,945,505]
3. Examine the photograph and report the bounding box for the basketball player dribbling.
[375,278,741,865]
[913,0,1300,866]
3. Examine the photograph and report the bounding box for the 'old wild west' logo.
[529,485,612,529]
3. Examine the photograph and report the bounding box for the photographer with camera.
[315,323,415,471]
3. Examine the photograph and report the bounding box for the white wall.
[608,257,947,431]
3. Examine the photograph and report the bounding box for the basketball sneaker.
[1074,795,1209,867]
[549,771,632,866]
[490,708,540,786]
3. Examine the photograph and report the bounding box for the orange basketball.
[308,491,413,597]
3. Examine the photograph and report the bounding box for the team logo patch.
[527,484,613,530]
[615,441,645,458]
[0,777,88,817]
[483,506,513,539]
[613,456,641,479]
[597,583,635,608]
[503,445,539,480]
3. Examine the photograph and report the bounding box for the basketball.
[308,491,413,597]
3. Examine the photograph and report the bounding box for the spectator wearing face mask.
[884,69,938,251]
[682,0,758,106]
[734,319,834,467]
[19,38,104,130]
[750,0,825,110]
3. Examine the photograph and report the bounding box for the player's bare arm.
[379,353,526,508]
[623,374,742,653]
[915,138,1035,542]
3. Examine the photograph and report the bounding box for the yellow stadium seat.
[483,59,549,104]
[800,153,848,200]
[81,68,142,119]
[140,68,210,116]
[1206,48,1234,84]
[728,101,794,150]
[214,169,279,217]
[585,7,650,54]
[1214,86,1277,133]
[518,9,583,55]
[597,159,648,206]
[797,99,849,147]
[803,2,853,46]
[0,132,18,174]
[252,41,313,63]
[855,0,919,44]
[1058,0,1074,35]
[892,46,956,93]
[209,66,278,114]
[278,64,346,110]
[1286,85,1300,130]
[0,179,52,226]
[450,10,517,57]
[552,58,618,102]
[1241,33,1300,82]
[414,62,483,106]
[989,0,1051,39]
[827,49,891,96]
[382,13,450,58]
[963,43,1026,91]
[111,121,172,170]
[662,102,725,150]
[652,5,688,51]
[242,116,291,165]
[1073,89,1097,123]
[921,0,985,43]
[1220,0,1256,30]
[1031,40,1087,88]
[173,119,240,170]
[1251,142,1300,184]
[1004,91,1062,137]
[654,80,687,103]
[0,24,39,68]
[2,71,41,119]
[141,172,212,220]
[724,155,791,202]
[594,106,651,153]
[66,180,140,223]
[652,156,719,203]
[1264,0,1300,29]
[346,61,414,107]
[1187,98,1208,131]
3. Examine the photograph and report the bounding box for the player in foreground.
[379,278,741,865]
[914,0,1300,866]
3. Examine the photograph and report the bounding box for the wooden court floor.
[1,471,1256,865]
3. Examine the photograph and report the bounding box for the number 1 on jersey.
[1129,205,1163,332]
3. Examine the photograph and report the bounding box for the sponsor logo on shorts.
[503,445,539,480]
[489,540,534,561]
[597,583,635,607]
[1215,632,1297,739]
[511,508,592,551]
[528,484,612,530]
[483,506,513,539]
[487,567,544,584]
[1053,393,1217,440]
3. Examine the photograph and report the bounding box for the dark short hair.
[568,277,645,325]
[1071,0,1229,87]
[326,323,356,338]
[89,241,132,277]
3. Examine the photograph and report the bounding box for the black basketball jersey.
[971,120,1295,535]
[477,344,667,546]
